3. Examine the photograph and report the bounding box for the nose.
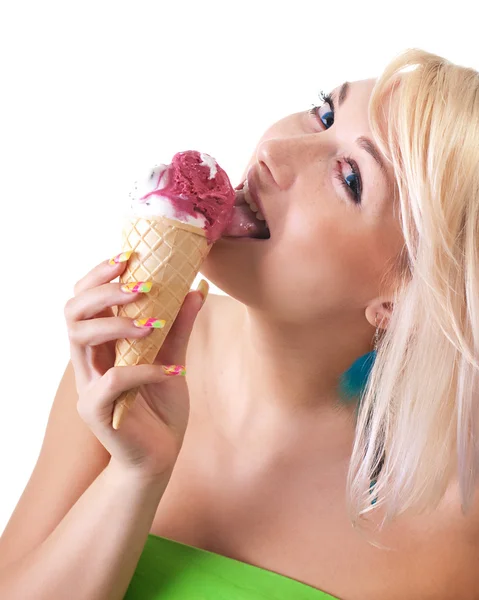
[256,130,329,192]
[255,137,297,191]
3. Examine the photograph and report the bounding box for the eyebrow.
[335,81,390,182]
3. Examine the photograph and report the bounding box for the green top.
[124,533,339,599]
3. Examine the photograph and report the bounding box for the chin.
[200,237,271,306]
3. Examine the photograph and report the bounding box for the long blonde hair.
[347,48,479,527]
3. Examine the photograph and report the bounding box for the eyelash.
[309,90,362,205]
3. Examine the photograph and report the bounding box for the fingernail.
[196,279,209,306]
[133,318,166,329]
[109,250,133,265]
[121,281,153,294]
[162,365,186,376]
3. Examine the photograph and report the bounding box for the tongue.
[222,204,269,238]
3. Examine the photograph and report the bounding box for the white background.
[0,0,476,532]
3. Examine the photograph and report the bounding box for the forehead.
[348,78,377,95]
[328,78,379,149]
[346,77,399,135]
[336,78,377,118]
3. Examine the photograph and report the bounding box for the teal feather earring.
[338,349,379,505]
[338,350,377,404]
[339,313,381,405]
[338,315,382,506]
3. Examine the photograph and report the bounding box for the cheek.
[270,213,387,314]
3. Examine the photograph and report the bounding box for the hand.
[64,252,207,479]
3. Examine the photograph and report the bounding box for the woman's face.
[202,78,404,324]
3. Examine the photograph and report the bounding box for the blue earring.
[339,349,379,506]
[339,314,383,506]
[339,314,380,404]
[338,350,377,403]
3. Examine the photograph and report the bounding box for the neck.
[213,301,374,456]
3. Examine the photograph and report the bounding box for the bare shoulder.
[441,480,479,549]
[0,361,110,568]
[430,482,479,597]
[400,480,479,597]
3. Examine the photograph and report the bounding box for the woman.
[1,48,478,599]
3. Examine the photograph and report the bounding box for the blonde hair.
[347,48,479,527]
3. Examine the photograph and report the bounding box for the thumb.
[154,279,209,366]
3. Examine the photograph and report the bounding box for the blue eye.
[341,165,361,202]
[321,109,334,128]
[316,91,335,128]
[310,90,335,128]
[309,90,363,205]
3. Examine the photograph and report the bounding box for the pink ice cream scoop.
[130,150,236,243]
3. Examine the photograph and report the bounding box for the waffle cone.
[112,216,211,429]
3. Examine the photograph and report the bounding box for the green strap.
[124,534,340,599]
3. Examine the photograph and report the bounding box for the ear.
[365,298,394,330]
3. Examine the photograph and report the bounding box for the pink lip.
[246,166,266,219]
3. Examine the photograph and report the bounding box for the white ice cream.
[128,163,207,227]
[199,152,217,179]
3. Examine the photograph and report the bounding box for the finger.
[65,281,152,323]
[77,364,185,422]
[156,280,209,365]
[68,316,155,347]
[72,251,134,296]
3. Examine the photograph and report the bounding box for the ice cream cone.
[112,215,211,429]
